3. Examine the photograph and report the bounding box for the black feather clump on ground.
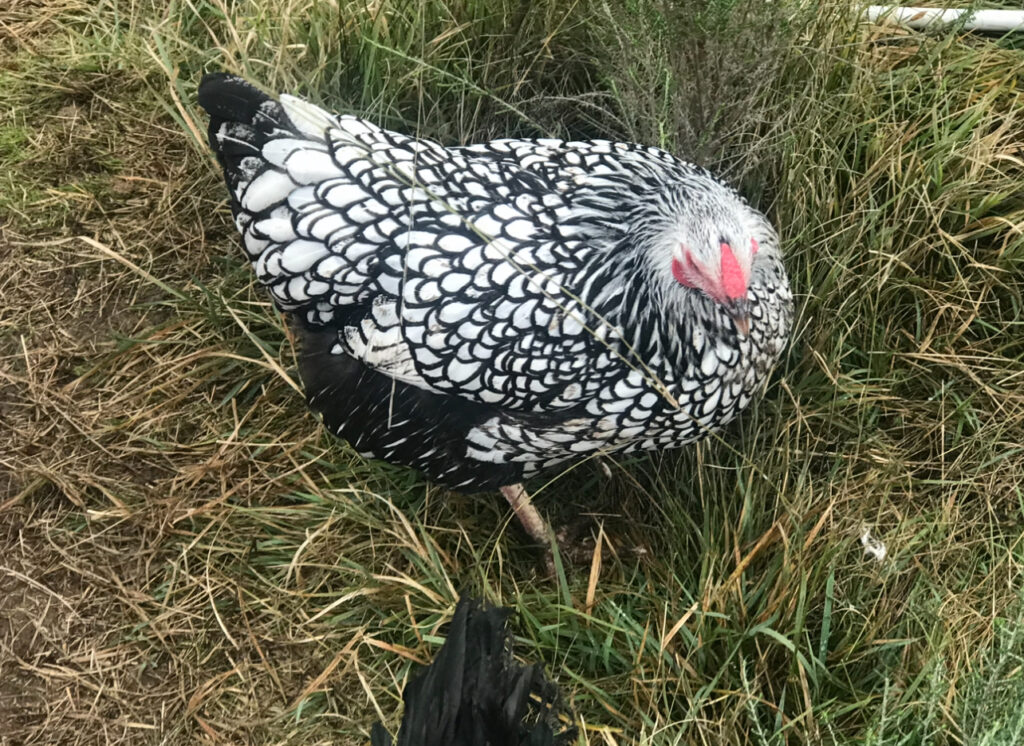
[371,596,576,746]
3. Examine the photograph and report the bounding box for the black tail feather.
[199,74,267,152]
[197,73,273,126]
[197,73,294,205]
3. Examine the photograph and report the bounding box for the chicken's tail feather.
[197,73,290,211]
[198,73,276,130]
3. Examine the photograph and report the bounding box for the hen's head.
[653,180,775,336]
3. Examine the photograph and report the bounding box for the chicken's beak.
[729,309,750,337]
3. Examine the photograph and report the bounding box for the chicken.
[370,595,575,746]
[197,73,793,550]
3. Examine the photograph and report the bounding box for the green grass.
[2,0,1023,744]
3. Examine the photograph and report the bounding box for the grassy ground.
[2,0,1023,743]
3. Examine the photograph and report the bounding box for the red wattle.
[672,256,694,287]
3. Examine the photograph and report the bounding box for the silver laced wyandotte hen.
[370,595,575,746]
[197,73,793,551]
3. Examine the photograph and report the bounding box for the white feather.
[278,239,327,273]
[279,94,336,140]
[242,169,294,212]
[285,149,342,183]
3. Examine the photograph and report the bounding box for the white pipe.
[866,6,1024,32]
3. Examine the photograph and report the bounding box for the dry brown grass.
[0,39,559,739]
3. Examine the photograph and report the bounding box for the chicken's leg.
[500,484,601,574]
[499,483,552,545]
[500,483,563,575]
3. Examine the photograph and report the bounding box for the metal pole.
[866,6,1024,32]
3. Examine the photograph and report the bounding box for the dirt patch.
[0,498,184,745]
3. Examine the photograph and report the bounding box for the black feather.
[295,324,529,490]
[374,596,576,746]
[197,72,272,126]
[197,73,292,214]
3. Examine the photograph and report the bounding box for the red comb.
[720,242,747,300]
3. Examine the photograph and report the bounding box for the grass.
[2,0,1023,743]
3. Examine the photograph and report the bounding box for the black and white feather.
[370,596,575,746]
[198,73,793,491]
